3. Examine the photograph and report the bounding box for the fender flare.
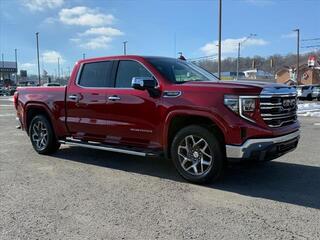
[162,109,228,152]
[24,102,58,136]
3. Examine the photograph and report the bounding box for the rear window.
[79,61,112,87]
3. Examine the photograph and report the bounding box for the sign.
[20,70,27,77]
[0,68,17,73]
[308,55,316,67]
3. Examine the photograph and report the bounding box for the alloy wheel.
[177,135,213,176]
[31,120,48,151]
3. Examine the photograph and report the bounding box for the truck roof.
[78,55,174,64]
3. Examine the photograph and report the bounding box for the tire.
[29,115,60,154]
[170,125,225,184]
[307,94,313,101]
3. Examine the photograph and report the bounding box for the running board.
[59,138,159,157]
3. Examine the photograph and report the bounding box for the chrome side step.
[59,138,158,157]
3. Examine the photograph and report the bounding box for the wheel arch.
[25,103,56,137]
[163,110,226,159]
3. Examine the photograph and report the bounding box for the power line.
[188,55,217,61]
[301,45,320,48]
[301,38,320,41]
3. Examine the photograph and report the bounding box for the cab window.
[79,61,113,87]
[115,61,152,88]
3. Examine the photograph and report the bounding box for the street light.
[36,32,41,86]
[15,49,18,84]
[236,33,257,79]
[123,41,128,55]
[58,57,60,79]
[293,29,300,84]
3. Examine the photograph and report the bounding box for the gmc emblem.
[282,99,296,108]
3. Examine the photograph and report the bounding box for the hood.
[174,80,295,96]
[219,80,289,89]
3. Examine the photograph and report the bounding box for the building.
[276,64,320,85]
[0,61,17,85]
[243,69,274,80]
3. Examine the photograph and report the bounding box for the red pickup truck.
[14,55,300,183]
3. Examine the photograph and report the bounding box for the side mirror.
[132,77,156,90]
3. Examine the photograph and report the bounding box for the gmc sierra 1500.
[15,55,300,183]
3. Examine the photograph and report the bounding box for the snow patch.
[298,102,320,117]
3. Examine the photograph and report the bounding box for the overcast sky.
[0,0,319,75]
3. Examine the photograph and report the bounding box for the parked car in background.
[8,86,17,95]
[298,85,315,100]
[43,82,61,87]
[312,85,320,101]
[0,86,5,96]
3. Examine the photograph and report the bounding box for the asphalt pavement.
[0,96,320,239]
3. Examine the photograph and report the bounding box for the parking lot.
[1,96,320,239]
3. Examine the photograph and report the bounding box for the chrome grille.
[260,92,297,128]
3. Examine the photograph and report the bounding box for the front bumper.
[226,130,300,162]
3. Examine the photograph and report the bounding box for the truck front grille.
[260,95,297,128]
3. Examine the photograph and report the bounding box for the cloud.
[43,17,58,24]
[70,38,81,43]
[281,32,297,39]
[74,27,124,50]
[200,37,268,56]
[59,6,114,27]
[42,51,65,64]
[80,27,124,37]
[22,0,64,11]
[79,36,113,50]
[20,63,36,70]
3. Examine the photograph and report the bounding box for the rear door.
[104,60,162,149]
[66,60,113,141]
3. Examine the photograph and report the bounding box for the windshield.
[145,57,219,83]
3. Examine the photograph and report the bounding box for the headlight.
[224,95,257,122]
[241,98,255,112]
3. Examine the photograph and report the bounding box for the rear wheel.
[171,125,225,183]
[29,115,60,154]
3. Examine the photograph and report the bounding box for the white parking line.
[0,105,14,107]
[0,113,15,117]
[0,97,14,102]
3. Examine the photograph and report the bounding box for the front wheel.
[171,125,225,183]
[29,115,60,154]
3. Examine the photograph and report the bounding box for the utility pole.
[36,32,41,86]
[1,53,3,81]
[174,33,177,57]
[236,33,257,79]
[293,29,300,84]
[217,0,222,79]
[15,48,18,84]
[236,42,240,79]
[123,41,128,55]
[58,57,60,79]
[83,53,86,60]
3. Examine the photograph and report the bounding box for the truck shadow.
[53,146,320,209]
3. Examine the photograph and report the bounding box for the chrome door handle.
[108,96,121,101]
[68,94,79,101]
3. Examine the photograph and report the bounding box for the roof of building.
[0,61,17,69]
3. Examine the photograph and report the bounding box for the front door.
[105,60,162,149]
[66,60,113,141]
